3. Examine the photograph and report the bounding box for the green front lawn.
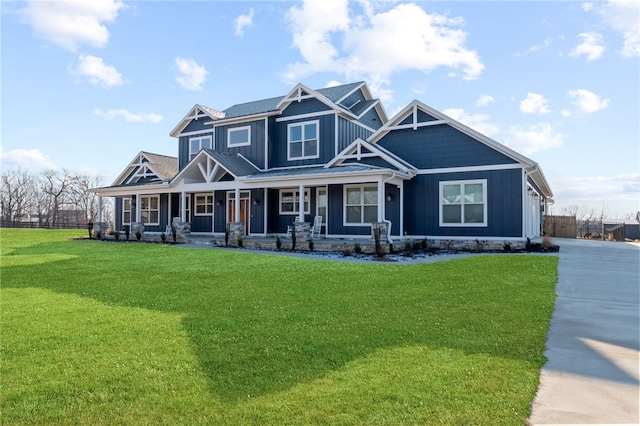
[1,229,557,425]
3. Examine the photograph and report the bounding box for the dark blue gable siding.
[337,117,373,153]
[338,89,366,109]
[358,107,383,130]
[280,97,332,117]
[215,120,266,169]
[399,110,438,125]
[403,168,523,237]
[378,125,516,169]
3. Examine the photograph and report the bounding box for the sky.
[1,0,639,218]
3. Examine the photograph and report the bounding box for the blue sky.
[2,0,638,218]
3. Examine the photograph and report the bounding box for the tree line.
[0,168,114,227]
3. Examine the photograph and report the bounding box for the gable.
[169,104,225,137]
[326,138,416,175]
[112,152,178,186]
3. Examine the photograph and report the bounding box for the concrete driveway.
[528,238,640,424]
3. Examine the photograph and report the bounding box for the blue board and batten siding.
[378,125,517,169]
[403,169,523,237]
[269,113,335,168]
[215,120,266,169]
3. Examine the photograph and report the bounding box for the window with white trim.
[439,180,487,226]
[344,185,378,225]
[122,197,132,225]
[189,136,212,160]
[279,189,310,215]
[194,194,213,215]
[140,195,160,225]
[227,126,251,147]
[288,121,319,160]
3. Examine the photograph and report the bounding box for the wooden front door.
[227,191,250,235]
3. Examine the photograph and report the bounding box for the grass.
[1,228,558,425]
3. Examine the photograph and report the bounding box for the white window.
[279,189,310,215]
[227,126,251,147]
[439,180,487,227]
[344,185,378,225]
[288,121,319,160]
[122,197,132,225]
[189,136,212,160]
[316,187,327,225]
[194,194,213,215]
[140,195,160,225]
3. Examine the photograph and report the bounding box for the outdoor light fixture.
[253,199,260,206]
[386,194,393,202]
[216,200,222,206]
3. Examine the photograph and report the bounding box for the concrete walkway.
[528,238,640,424]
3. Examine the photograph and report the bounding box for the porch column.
[181,191,186,222]
[378,179,384,223]
[234,187,241,222]
[298,184,305,223]
[97,196,103,223]
[135,193,141,223]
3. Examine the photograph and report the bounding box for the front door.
[227,191,250,235]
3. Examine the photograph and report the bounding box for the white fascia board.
[90,182,170,197]
[169,104,219,138]
[239,169,412,188]
[205,111,278,127]
[111,151,149,186]
[335,81,366,105]
[278,83,358,120]
[416,163,524,175]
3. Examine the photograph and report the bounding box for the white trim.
[278,188,310,215]
[203,111,278,127]
[287,120,320,161]
[316,186,328,228]
[177,129,214,138]
[264,117,269,170]
[343,183,378,226]
[439,179,487,227]
[417,163,523,175]
[227,126,251,147]
[275,110,335,122]
[336,82,365,105]
[122,197,132,225]
[387,120,447,132]
[237,153,262,172]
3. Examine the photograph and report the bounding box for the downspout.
[382,173,396,245]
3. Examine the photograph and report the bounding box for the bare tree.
[39,169,75,227]
[0,169,37,223]
[69,175,105,223]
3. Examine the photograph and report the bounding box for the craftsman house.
[92,81,553,244]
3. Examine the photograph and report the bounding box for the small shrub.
[124,225,130,241]
[503,242,512,252]
[342,249,351,257]
[420,238,428,251]
[87,222,94,239]
[113,230,120,241]
[224,227,230,246]
[135,231,142,241]
[308,238,314,251]
[172,225,177,243]
[237,236,243,248]
[474,239,485,252]
[275,236,282,250]
[353,242,362,254]
[291,231,297,251]
[161,233,167,243]
[96,231,102,240]
[403,240,413,256]
[412,240,421,252]
[373,228,384,258]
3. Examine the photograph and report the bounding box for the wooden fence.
[544,215,577,238]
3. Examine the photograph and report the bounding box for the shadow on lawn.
[3,239,557,403]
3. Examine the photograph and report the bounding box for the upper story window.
[288,121,319,160]
[227,126,251,147]
[190,136,212,160]
[439,180,487,227]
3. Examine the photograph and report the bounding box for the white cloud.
[0,146,58,170]
[599,0,640,57]
[282,1,484,99]
[442,108,500,137]
[73,55,123,88]
[476,95,495,107]
[175,57,208,91]
[93,108,163,123]
[582,3,594,12]
[19,0,125,52]
[569,32,605,61]
[568,89,610,113]
[520,93,550,114]
[561,109,573,117]
[234,8,254,37]
[504,123,565,155]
